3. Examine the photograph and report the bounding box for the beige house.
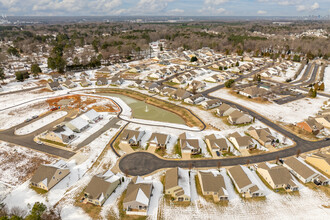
[171,89,191,100]
[205,134,230,152]
[123,177,153,214]
[228,110,253,125]
[246,126,275,147]
[84,170,121,206]
[148,133,170,149]
[314,115,330,128]
[197,171,228,201]
[30,160,70,191]
[283,157,320,184]
[257,163,298,191]
[165,167,191,202]
[120,129,145,146]
[306,153,330,176]
[228,132,254,150]
[179,133,201,155]
[216,103,236,117]
[42,125,75,145]
[227,165,264,198]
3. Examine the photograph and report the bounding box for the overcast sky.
[0,0,329,16]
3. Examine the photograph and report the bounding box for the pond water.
[100,93,186,125]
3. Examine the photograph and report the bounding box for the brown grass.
[228,89,271,104]
[74,189,102,220]
[46,94,118,113]
[283,124,319,141]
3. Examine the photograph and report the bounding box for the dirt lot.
[46,94,119,113]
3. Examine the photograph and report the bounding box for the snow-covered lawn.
[158,168,330,220]
[0,101,50,130]
[211,89,327,123]
[0,141,55,187]
[2,121,123,217]
[15,111,67,135]
[323,66,330,93]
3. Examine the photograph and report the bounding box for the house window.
[59,171,62,175]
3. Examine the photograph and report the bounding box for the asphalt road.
[118,62,330,176]
[0,110,77,159]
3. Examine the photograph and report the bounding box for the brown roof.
[123,182,152,204]
[121,129,143,142]
[208,138,228,150]
[84,175,117,200]
[165,167,179,190]
[284,157,317,179]
[258,163,296,186]
[148,133,169,145]
[227,165,253,189]
[31,164,68,187]
[198,171,226,194]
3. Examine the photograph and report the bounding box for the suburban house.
[84,170,121,206]
[202,99,222,110]
[190,80,206,91]
[123,177,153,215]
[42,125,75,145]
[228,110,253,125]
[257,162,299,191]
[66,116,90,133]
[97,66,111,74]
[314,115,330,128]
[65,72,75,79]
[81,78,92,87]
[216,103,237,117]
[239,86,269,98]
[197,171,228,201]
[283,157,320,184]
[227,165,264,198]
[30,160,70,191]
[63,79,77,88]
[179,133,201,155]
[205,134,230,152]
[110,76,124,85]
[228,132,254,150]
[171,89,191,100]
[51,73,63,82]
[148,133,170,149]
[96,77,108,86]
[47,82,62,91]
[120,129,145,146]
[296,117,324,134]
[184,94,205,105]
[160,87,176,96]
[80,109,102,124]
[306,153,330,176]
[246,126,276,147]
[143,82,159,91]
[165,167,191,202]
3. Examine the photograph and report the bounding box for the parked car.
[25,118,32,122]
[32,115,39,119]
[216,151,220,156]
[36,141,42,145]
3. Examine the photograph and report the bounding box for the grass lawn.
[74,189,102,220]
[155,147,166,157]
[173,141,182,157]
[30,186,48,195]
[39,138,67,147]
